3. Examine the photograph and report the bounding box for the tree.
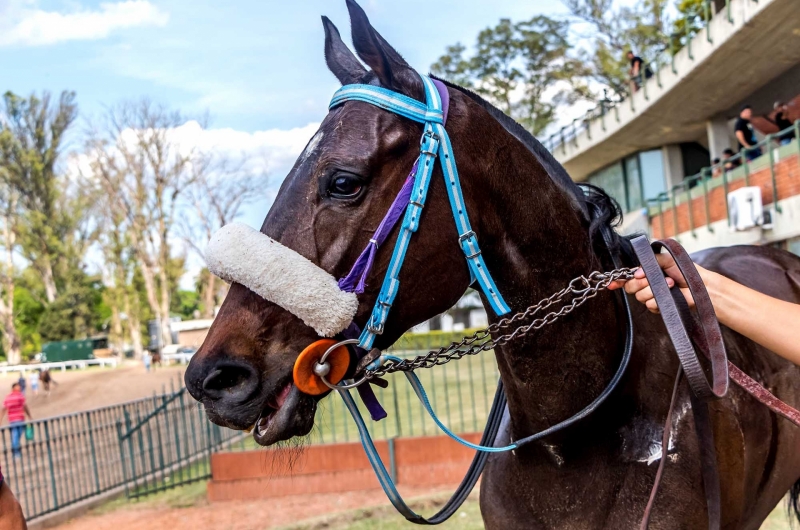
[86,100,199,346]
[564,0,673,97]
[182,156,263,318]
[0,176,21,364]
[431,16,589,135]
[0,91,81,304]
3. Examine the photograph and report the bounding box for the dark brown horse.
[185,2,800,527]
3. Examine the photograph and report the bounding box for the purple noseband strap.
[337,80,450,422]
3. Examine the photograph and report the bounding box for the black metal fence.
[0,381,239,521]
[1,331,502,521]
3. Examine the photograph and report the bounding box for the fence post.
[388,437,397,483]
[686,181,697,238]
[702,168,714,232]
[86,414,101,494]
[722,166,731,226]
[43,421,59,511]
[767,135,782,213]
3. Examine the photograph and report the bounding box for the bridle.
[284,73,800,527]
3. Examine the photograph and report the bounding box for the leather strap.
[631,236,724,530]
[631,236,728,400]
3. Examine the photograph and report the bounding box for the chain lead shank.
[364,267,637,380]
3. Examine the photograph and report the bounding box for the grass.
[89,480,208,516]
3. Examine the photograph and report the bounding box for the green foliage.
[392,329,482,352]
[171,290,200,319]
[36,273,105,343]
[13,284,44,359]
[431,16,589,135]
[564,0,674,97]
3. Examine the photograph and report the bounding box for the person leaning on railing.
[773,101,794,146]
[0,464,27,530]
[610,255,800,366]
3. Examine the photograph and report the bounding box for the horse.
[184,1,800,527]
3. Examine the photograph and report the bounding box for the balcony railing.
[647,120,800,239]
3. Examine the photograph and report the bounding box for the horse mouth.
[252,382,316,446]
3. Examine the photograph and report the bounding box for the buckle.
[367,322,384,335]
[420,131,440,156]
[458,230,477,243]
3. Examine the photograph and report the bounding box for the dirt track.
[0,362,187,419]
[53,486,462,530]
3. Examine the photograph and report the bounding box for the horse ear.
[322,16,366,85]
[345,0,423,98]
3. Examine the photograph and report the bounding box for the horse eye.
[328,175,363,199]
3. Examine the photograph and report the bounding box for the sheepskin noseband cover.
[205,223,359,337]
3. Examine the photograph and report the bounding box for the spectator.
[627,51,644,92]
[734,105,762,161]
[16,374,25,396]
[28,372,39,397]
[722,148,740,171]
[143,351,152,373]
[0,383,33,459]
[773,101,794,146]
[711,157,722,178]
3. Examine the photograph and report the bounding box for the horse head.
[185,0,486,446]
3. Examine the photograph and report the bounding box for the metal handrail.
[647,120,800,236]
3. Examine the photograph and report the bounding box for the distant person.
[627,51,644,92]
[734,105,762,160]
[28,372,39,397]
[16,375,25,396]
[711,157,722,178]
[722,148,740,171]
[39,369,57,397]
[143,351,152,373]
[773,101,794,145]
[0,462,27,529]
[0,383,33,459]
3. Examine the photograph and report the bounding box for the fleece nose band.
[204,223,359,337]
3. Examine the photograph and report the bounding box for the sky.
[0,0,571,285]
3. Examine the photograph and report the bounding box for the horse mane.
[433,77,634,262]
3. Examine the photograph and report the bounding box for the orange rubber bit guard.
[293,339,351,395]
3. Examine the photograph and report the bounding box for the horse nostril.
[201,363,258,399]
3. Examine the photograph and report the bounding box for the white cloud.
[0,1,169,47]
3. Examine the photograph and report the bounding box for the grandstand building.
[545,0,800,255]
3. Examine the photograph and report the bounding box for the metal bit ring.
[317,339,370,390]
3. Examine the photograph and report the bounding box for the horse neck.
[452,96,624,444]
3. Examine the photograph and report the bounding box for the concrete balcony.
[551,0,800,182]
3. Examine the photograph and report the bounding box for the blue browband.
[330,75,511,351]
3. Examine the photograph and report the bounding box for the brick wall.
[207,433,484,502]
[651,153,800,239]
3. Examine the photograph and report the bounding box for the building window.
[625,155,643,211]
[588,162,627,211]
[639,149,667,202]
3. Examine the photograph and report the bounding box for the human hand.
[608,253,696,314]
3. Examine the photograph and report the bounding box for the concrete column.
[706,117,732,161]
[661,144,684,189]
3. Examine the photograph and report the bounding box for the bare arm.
[0,408,5,425]
[23,405,32,421]
[735,130,751,148]
[611,254,800,366]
